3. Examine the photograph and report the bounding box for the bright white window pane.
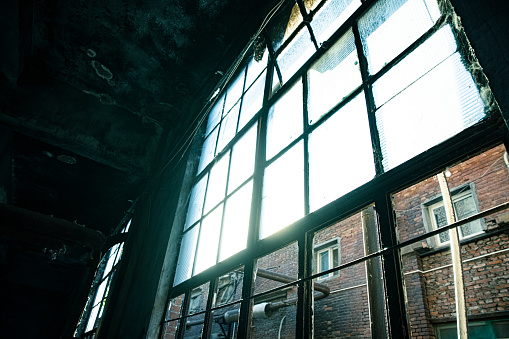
[224,71,245,114]
[246,49,268,88]
[277,28,316,83]
[194,204,223,274]
[206,95,224,136]
[260,142,304,239]
[310,0,361,45]
[308,29,361,125]
[184,174,208,230]
[197,126,219,174]
[174,225,199,286]
[377,53,486,171]
[309,94,375,211]
[219,181,253,261]
[373,24,457,107]
[239,72,265,131]
[217,106,239,153]
[85,305,100,332]
[204,152,230,213]
[359,0,441,75]
[266,80,303,159]
[113,243,124,267]
[102,244,120,278]
[93,280,108,308]
[228,124,257,194]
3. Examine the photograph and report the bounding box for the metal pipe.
[437,172,469,338]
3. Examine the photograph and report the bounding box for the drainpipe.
[362,206,388,338]
[437,172,469,338]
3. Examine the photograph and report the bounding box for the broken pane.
[358,0,441,75]
[308,93,375,212]
[307,28,361,126]
[266,1,303,52]
[260,142,304,239]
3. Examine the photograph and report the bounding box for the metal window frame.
[164,0,506,338]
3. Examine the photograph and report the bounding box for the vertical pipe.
[436,172,469,338]
[362,206,388,338]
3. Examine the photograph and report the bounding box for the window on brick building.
[435,319,509,339]
[423,184,484,246]
[314,238,340,279]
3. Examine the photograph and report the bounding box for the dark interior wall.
[96,140,193,339]
[450,0,509,126]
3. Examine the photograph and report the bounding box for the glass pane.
[197,126,218,174]
[206,94,224,137]
[255,242,298,294]
[251,288,298,338]
[215,267,244,306]
[228,124,257,194]
[174,225,199,286]
[217,106,240,153]
[204,152,230,213]
[359,0,441,75]
[266,81,303,160]
[376,53,486,171]
[189,282,210,315]
[372,24,457,108]
[277,27,316,83]
[239,71,265,131]
[182,314,204,338]
[313,261,371,338]
[307,28,362,125]
[319,251,329,272]
[224,70,245,114]
[312,207,382,338]
[219,181,253,261]
[85,305,100,332]
[246,48,268,89]
[308,94,375,212]
[103,244,120,278]
[210,303,242,338]
[310,0,361,45]
[184,175,208,230]
[260,142,305,239]
[194,204,223,275]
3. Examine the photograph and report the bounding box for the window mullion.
[352,21,384,175]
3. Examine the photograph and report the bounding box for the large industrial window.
[164,0,505,338]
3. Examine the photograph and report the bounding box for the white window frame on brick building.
[422,183,485,247]
[313,238,340,279]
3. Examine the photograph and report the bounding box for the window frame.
[165,0,504,338]
[313,237,341,280]
[422,182,485,247]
